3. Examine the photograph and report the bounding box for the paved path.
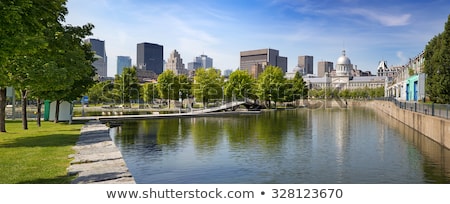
[67,121,135,184]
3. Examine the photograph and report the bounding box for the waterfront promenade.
[67,120,135,184]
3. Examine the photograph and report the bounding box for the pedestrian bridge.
[193,100,262,113]
[72,100,262,122]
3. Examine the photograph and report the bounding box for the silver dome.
[337,50,351,65]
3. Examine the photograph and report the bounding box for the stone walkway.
[67,120,135,184]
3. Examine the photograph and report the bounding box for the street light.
[221,86,224,107]
[152,83,155,106]
[179,90,182,114]
[167,85,170,109]
[122,73,125,107]
[186,93,190,112]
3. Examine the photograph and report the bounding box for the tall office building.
[298,55,313,75]
[137,42,163,75]
[318,61,334,77]
[240,48,288,76]
[188,62,202,70]
[195,54,213,69]
[85,38,107,77]
[117,56,132,75]
[187,54,213,70]
[166,50,187,75]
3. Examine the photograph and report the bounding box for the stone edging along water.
[366,100,450,149]
[67,120,136,184]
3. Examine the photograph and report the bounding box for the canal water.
[110,107,450,183]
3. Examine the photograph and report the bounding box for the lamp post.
[122,73,124,107]
[186,93,190,112]
[221,86,224,107]
[179,90,182,114]
[167,85,170,109]
[152,83,155,106]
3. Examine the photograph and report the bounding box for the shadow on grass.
[17,175,76,184]
[0,133,79,148]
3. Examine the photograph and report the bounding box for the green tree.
[0,1,94,127]
[114,67,140,106]
[142,82,159,104]
[339,89,351,99]
[157,70,178,108]
[424,15,450,103]
[256,66,286,108]
[177,74,192,103]
[224,70,255,100]
[86,80,115,105]
[284,72,308,104]
[39,23,96,123]
[0,0,68,131]
[192,68,224,107]
[375,86,385,98]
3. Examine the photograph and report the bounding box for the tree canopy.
[224,70,255,100]
[424,15,450,103]
[157,70,178,108]
[284,71,308,102]
[0,0,95,130]
[114,67,139,105]
[192,68,224,107]
[256,65,286,108]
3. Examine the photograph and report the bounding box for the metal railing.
[379,98,450,120]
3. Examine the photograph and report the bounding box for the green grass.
[0,121,83,184]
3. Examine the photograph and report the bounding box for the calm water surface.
[110,107,450,183]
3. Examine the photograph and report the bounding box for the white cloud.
[65,0,448,75]
[350,8,411,26]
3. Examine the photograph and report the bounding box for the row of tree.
[308,86,384,99]
[0,1,96,132]
[87,65,383,109]
[424,15,450,104]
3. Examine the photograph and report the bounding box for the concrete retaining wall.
[368,101,450,149]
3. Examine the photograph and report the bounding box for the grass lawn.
[0,121,83,184]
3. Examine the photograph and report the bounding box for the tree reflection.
[224,115,257,149]
[253,110,289,152]
[190,117,223,154]
[156,118,190,147]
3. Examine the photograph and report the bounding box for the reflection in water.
[191,117,224,154]
[372,110,450,183]
[111,107,450,184]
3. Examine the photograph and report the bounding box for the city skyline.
[66,0,450,77]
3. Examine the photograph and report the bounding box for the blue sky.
[65,0,450,77]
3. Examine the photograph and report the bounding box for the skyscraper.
[188,62,201,70]
[85,38,107,77]
[298,55,313,75]
[187,54,213,70]
[195,54,213,69]
[137,42,163,75]
[117,56,131,75]
[166,50,187,75]
[318,61,334,77]
[240,48,288,76]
